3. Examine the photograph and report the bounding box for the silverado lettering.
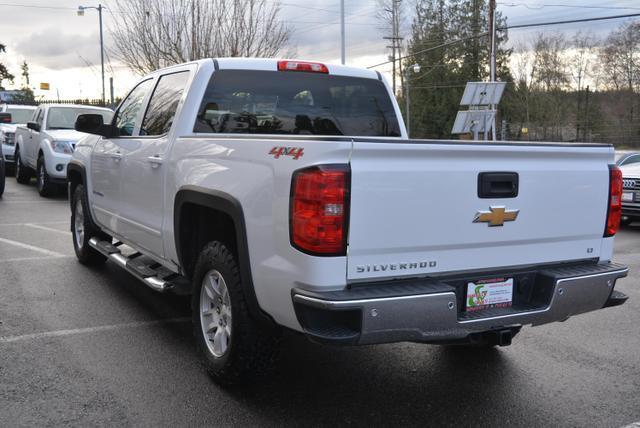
[356,261,437,273]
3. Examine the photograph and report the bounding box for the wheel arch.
[174,186,276,327]
[66,161,101,232]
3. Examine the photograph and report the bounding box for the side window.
[140,71,189,136]
[626,155,640,166]
[35,108,43,128]
[114,79,154,137]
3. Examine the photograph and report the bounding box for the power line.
[0,2,74,10]
[499,2,640,11]
[503,12,640,30]
[368,12,640,69]
[368,32,490,69]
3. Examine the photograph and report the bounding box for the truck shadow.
[225,334,534,425]
[93,263,540,425]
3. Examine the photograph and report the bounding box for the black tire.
[620,217,633,226]
[71,184,108,266]
[0,159,5,197]
[36,155,55,197]
[192,241,281,385]
[14,147,31,184]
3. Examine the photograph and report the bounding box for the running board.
[89,237,179,293]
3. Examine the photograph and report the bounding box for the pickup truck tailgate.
[347,140,613,281]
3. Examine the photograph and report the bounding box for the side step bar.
[89,237,185,293]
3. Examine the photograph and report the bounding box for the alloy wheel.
[199,269,232,358]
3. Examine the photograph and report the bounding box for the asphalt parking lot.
[0,178,639,427]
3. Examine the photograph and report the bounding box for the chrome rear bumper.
[292,262,629,345]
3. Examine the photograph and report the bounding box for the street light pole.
[340,0,345,64]
[78,4,106,105]
[404,63,420,138]
[98,4,105,106]
[489,0,497,140]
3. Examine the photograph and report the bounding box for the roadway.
[0,178,638,427]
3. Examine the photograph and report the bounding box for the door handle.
[110,152,122,162]
[147,156,163,168]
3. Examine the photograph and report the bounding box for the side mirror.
[75,114,117,138]
[0,113,11,123]
[26,121,40,132]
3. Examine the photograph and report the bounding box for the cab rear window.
[193,70,400,137]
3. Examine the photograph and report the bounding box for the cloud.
[15,27,103,70]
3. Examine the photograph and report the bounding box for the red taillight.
[290,165,350,256]
[605,165,623,237]
[278,60,329,74]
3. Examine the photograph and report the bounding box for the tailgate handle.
[478,172,519,198]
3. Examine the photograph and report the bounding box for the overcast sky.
[0,0,639,100]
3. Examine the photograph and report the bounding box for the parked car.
[68,58,628,385]
[14,104,112,196]
[615,151,640,167]
[621,163,640,225]
[0,104,36,175]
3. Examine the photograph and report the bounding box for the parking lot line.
[0,221,68,227]
[0,318,191,344]
[0,200,64,204]
[0,255,73,264]
[25,223,71,235]
[0,236,66,257]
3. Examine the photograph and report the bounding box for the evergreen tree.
[405,0,512,138]
[0,43,15,90]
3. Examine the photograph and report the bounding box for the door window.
[34,108,43,128]
[140,71,190,136]
[622,155,640,166]
[113,79,154,137]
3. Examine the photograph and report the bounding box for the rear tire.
[36,155,55,197]
[14,147,31,184]
[71,184,107,266]
[192,241,281,385]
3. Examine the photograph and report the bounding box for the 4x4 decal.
[269,146,304,160]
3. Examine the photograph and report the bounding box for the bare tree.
[511,44,535,138]
[599,21,640,92]
[109,0,292,75]
[531,33,570,91]
[570,32,597,91]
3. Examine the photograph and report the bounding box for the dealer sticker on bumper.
[466,277,513,312]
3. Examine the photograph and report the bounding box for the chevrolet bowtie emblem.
[473,206,519,227]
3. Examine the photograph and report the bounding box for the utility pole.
[340,0,345,64]
[109,76,114,107]
[584,85,590,142]
[383,0,403,95]
[489,0,497,140]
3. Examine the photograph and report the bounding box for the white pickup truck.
[0,104,36,174]
[68,58,629,385]
[14,104,112,196]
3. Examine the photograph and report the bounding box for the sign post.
[452,82,506,141]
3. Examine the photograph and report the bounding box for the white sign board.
[460,82,506,106]
[452,110,496,134]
